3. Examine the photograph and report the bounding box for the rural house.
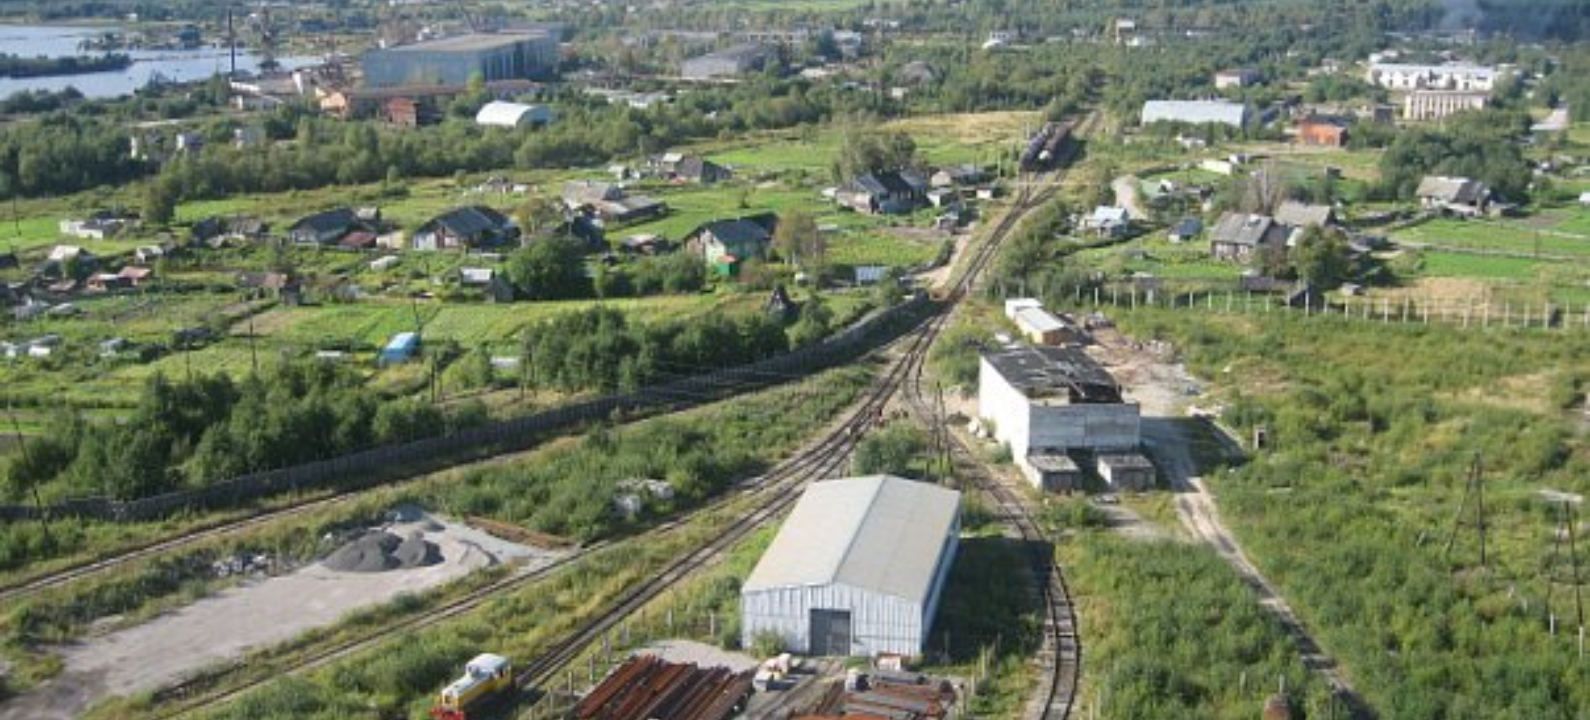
[930,165,990,188]
[1274,201,1337,229]
[561,181,667,224]
[412,206,518,251]
[289,208,367,246]
[1083,206,1131,238]
[1416,176,1493,217]
[657,153,732,184]
[836,170,930,215]
[686,215,776,275]
[1209,212,1291,262]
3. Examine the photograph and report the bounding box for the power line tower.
[1443,454,1488,568]
[1544,500,1585,632]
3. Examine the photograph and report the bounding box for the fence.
[1073,283,1590,332]
[0,295,934,524]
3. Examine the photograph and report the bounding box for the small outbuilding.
[1024,453,1083,493]
[741,475,961,657]
[380,332,421,366]
[1097,453,1155,492]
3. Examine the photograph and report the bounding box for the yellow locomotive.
[430,653,513,720]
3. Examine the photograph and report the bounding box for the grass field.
[1418,251,1545,280]
[1393,216,1590,259]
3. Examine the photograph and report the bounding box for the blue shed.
[380,332,421,366]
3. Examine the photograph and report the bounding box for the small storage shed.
[380,332,421,366]
[740,475,961,658]
[1097,453,1156,492]
[1023,453,1083,493]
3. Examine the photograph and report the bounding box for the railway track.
[895,112,1098,720]
[86,113,1096,720]
[148,311,938,719]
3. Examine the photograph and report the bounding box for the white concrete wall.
[978,357,1033,460]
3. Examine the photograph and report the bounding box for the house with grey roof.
[1416,176,1493,217]
[412,206,517,251]
[681,43,775,80]
[836,170,930,215]
[740,475,961,656]
[1209,212,1292,262]
[1274,201,1337,229]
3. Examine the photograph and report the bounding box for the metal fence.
[1074,283,1590,332]
[0,296,933,524]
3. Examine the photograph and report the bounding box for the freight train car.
[431,653,513,720]
[1019,121,1075,172]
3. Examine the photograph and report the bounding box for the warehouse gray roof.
[386,30,551,54]
[1141,100,1249,128]
[743,476,960,603]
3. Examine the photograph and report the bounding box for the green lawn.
[1393,217,1590,260]
[1418,251,1545,280]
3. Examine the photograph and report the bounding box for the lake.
[0,24,317,99]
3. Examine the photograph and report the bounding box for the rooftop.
[385,30,551,54]
[981,344,1123,404]
[742,476,961,604]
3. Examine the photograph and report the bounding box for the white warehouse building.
[740,475,961,658]
[979,345,1141,490]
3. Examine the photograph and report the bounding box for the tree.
[789,293,833,347]
[1290,225,1352,288]
[506,237,590,301]
[852,422,929,477]
[836,129,917,181]
[773,211,825,271]
[142,178,177,226]
[514,195,562,244]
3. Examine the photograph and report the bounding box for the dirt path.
[1089,328,1376,717]
[1111,176,1150,221]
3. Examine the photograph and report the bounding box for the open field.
[1107,308,1590,719]
[1394,215,1590,260]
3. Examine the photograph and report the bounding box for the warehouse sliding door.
[809,609,852,656]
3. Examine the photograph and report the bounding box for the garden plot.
[0,510,558,720]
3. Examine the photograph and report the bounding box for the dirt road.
[1090,329,1376,717]
[0,515,554,720]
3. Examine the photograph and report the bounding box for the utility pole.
[8,405,51,543]
[1443,454,1486,567]
[248,313,259,375]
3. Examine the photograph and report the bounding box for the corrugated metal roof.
[1140,100,1248,127]
[1014,307,1066,334]
[743,476,960,604]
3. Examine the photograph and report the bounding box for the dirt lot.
[0,512,557,720]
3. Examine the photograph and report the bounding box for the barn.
[740,476,961,658]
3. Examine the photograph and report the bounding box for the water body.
[0,24,316,99]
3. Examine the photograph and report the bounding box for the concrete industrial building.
[1403,89,1489,121]
[978,345,1140,491]
[1140,100,1249,129]
[740,476,961,657]
[1365,62,1498,91]
[681,43,774,80]
[362,30,559,88]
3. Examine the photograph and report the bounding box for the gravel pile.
[323,530,440,573]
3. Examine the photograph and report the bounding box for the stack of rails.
[572,656,753,720]
[793,674,956,720]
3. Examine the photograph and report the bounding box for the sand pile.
[323,530,441,572]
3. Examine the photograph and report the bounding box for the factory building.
[681,43,775,80]
[362,29,559,88]
[740,476,961,658]
[978,345,1141,491]
[1403,89,1490,121]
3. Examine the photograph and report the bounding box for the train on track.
[1020,121,1076,172]
[431,653,514,720]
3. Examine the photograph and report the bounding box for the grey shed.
[740,475,961,657]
